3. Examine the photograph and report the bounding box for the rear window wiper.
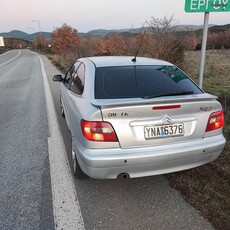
[142,91,195,99]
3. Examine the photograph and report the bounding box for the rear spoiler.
[91,93,217,108]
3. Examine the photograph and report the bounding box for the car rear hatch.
[91,94,221,148]
[93,64,222,148]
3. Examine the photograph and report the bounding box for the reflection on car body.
[53,56,226,179]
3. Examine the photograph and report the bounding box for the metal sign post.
[199,12,209,88]
[185,0,230,89]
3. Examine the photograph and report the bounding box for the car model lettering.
[200,106,213,112]
[108,113,117,117]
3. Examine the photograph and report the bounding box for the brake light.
[205,110,224,132]
[152,105,181,110]
[81,120,118,142]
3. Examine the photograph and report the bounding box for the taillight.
[205,110,224,132]
[81,120,118,142]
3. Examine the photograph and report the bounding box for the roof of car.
[80,56,173,67]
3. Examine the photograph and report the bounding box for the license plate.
[144,124,184,139]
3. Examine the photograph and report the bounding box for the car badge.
[162,115,172,124]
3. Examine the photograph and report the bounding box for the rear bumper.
[73,134,226,179]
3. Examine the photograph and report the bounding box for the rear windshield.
[95,65,203,99]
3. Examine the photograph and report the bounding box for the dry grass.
[168,49,230,230]
[168,146,230,229]
[182,50,230,93]
[46,54,71,73]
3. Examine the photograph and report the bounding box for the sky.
[1,0,230,33]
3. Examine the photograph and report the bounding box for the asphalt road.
[1,49,214,230]
[0,50,54,229]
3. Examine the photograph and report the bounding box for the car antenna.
[132,30,146,62]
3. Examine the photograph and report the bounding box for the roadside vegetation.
[2,15,228,229]
[169,49,230,230]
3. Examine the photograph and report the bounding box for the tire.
[71,143,85,179]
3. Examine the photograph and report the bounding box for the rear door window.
[64,62,81,88]
[70,63,85,95]
[95,65,203,99]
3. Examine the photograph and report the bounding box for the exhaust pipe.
[118,173,130,179]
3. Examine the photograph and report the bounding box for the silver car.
[53,56,226,179]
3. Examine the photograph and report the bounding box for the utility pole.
[31,20,43,50]
[27,27,36,50]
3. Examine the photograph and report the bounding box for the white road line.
[0,50,21,68]
[38,54,85,230]
[0,50,10,56]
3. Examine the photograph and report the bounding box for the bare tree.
[147,15,176,34]
[145,15,184,66]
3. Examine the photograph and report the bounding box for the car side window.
[64,62,81,88]
[70,63,85,95]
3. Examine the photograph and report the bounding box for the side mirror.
[53,74,63,82]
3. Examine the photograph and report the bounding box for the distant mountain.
[83,24,227,37]
[0,30,51,41]
[1,24,229,41]
[85,28,143,37]
[171,24,215,31]
[85,29,113,37]
[208,24,230,33]
[0,30,29,40]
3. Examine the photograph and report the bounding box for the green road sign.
[185,0,230,12]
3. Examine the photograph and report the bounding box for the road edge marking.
[38,54,85,230]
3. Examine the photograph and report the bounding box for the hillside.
[0,30,51,42]
[1,24,229,41]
